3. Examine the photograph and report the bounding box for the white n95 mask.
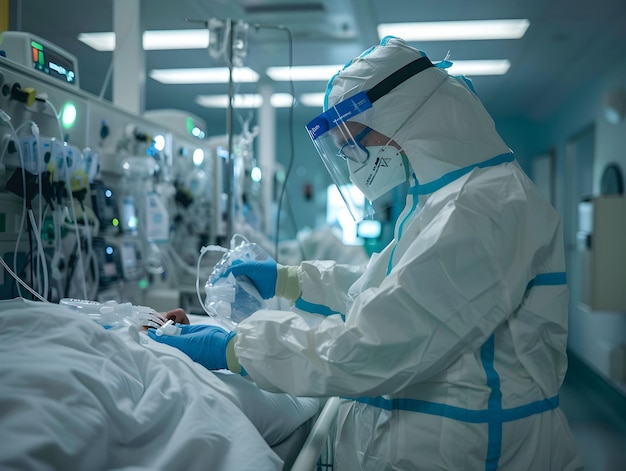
[347,146,409,202]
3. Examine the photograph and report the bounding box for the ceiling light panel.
[196,94,262,108]
[447,60,511,76]
[377,19,530,41]
[149,67,259,84]
[266,65,344,81]
[195,93,294,109]
[78,29,209,51]
[299,93,325,107]
[144,29,209,50]
[240,1,325,13]
[78,32,115,51]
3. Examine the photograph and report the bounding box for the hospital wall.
[270,64,626,397]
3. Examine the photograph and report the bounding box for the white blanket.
[0,298,318,470]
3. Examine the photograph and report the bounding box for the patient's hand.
[163,308,190,325]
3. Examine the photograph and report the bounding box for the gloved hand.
[148,324,236,371]
[222,258,278,299]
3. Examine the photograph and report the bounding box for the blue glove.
[222,258,277,299]
[148,324,235,370]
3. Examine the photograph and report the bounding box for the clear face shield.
[306,91,408,221]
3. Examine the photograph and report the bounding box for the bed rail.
[290,396,340,471]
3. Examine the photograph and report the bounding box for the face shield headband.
[306,56,434,221]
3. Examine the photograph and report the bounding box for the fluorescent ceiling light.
[447,60,510,76]
[149,67,259,84]
[78,32,115,51]
[266,65,343,82]
[299,93,326,107]
[378,19,530,41]
[271,93,296,107]
[144,29,209,50]
[78,29,209,51]
[195,93,295,109]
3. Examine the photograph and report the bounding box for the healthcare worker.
[152,37,583,470]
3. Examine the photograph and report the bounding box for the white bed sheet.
[0,298,320,470]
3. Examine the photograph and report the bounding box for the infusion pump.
[0,31,79,87]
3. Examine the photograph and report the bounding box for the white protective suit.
[234,38,583,470]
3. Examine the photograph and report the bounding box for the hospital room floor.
[559,353,626,471]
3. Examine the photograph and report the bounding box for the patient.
[0,298,322,471]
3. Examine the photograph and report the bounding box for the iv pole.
[185,16,244,244]
[225,18,235,242]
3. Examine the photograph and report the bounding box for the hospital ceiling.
[8,0,626,129]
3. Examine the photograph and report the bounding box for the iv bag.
[203,236,268,326]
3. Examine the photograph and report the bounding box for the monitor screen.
[31,40,76,85]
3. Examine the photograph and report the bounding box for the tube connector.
[155,319,182,337]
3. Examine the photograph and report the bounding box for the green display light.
[185,116,194,135]
[112,218,119,227]
[61,102,77,129]
[251,166,262,182]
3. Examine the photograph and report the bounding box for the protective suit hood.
[325,37,511,195]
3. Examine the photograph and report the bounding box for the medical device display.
[0,31,79,86]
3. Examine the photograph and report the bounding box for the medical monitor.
[0,31,79,87]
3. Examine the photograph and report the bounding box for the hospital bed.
[0,298,336,470]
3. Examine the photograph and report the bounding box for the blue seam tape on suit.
[342,272,566,470]
[294,297,342,317]
[408,152,515,196]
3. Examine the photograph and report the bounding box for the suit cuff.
[225,335,242,374]
[275,264,301,304]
